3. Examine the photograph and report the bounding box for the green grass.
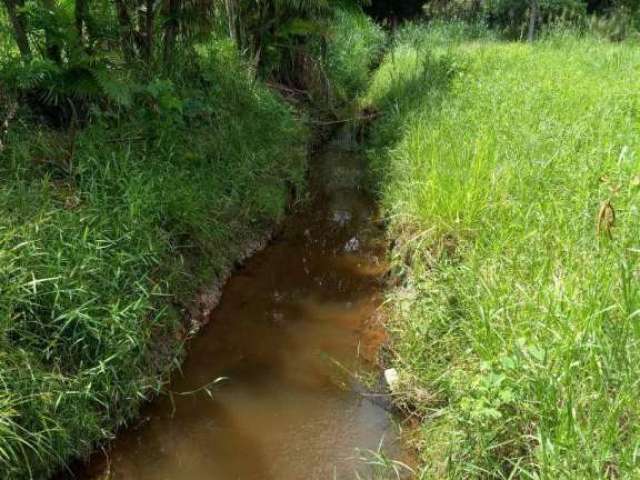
[0,38,306,479]
[365,25,640,478]
[301,6,386,124]
[323,6,386,108]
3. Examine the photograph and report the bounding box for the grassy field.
[364,25,640,478]
[0,39,306,479]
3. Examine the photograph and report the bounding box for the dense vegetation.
[0,39,308,479]
[0,0,387,477]
[368,0,639,40]
[3,0,640,477]
[365,22,640,479]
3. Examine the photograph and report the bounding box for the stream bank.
[60,143,414,479]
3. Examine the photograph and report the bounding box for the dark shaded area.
[365,0,424,22]
[587,0,636,13]
[364,0,636,22]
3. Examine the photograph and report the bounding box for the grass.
[300,5,386,126]
[323,6,387,108]
[364,24,640,478]
[0,38,306,479]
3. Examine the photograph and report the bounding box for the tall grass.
[323,6,387,108]
[0,38,306,479]
[365,26,640,478]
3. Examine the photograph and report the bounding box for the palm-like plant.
[221,0,340,80]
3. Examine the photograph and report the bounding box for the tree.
[528,0,540,41]
[2,0,31,59]
[217,0,336,79]
[163,0,181,63]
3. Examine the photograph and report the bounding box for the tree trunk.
[75,0,87,45]
[2,0,31,59]
[143,0,154,61]
[527,0,539,42]
[136,0,153,61]
[162,0,179,64]
[114,0,136,61]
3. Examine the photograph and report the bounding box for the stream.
[66,146,411,479]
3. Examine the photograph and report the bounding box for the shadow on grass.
[363,44,460,189]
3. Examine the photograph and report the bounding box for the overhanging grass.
[0,39,306,479]
[324,6,386,107]
[366,27,640,478]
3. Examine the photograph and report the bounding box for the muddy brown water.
[65,148,411,480]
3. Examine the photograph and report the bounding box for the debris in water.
[272,311,284,324]
[384,368,400,392]
[332,210,352,227]
[344,237,360,252]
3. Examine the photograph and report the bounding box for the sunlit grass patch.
[367,28,640,478]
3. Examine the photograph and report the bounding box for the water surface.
[71,148,408,480]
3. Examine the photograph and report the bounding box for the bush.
[587,5,640,40]
[423,0,640,40]
[300,5,386,119]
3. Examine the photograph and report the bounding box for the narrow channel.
[73,145,409,479]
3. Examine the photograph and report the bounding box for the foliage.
[0,0,370,123]
[320,6,386,109]
[0,8,13,52]
[219,0,346,82]
[422,0,640,40]
[0,38,307,479]
[484,0,587,37]
[366,26,640,478]
[216,0,370,84]
[586,4,640,40]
